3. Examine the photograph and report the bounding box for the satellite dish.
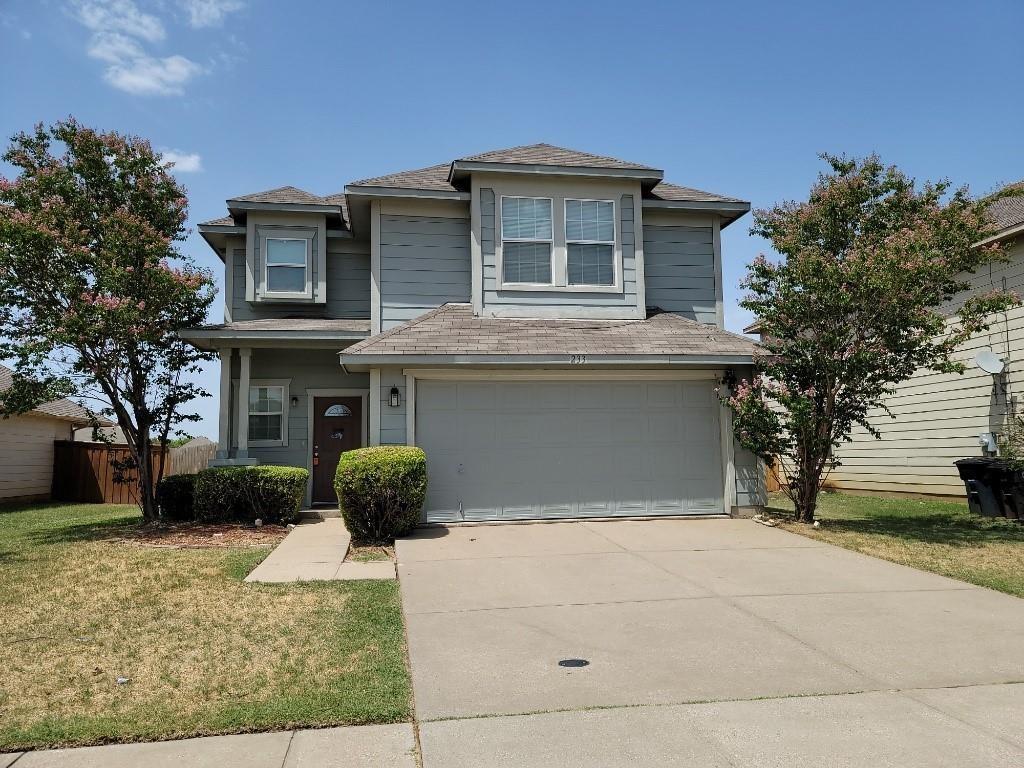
[975,349,1005,375]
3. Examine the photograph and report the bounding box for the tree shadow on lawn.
[26,514,142,547]
[765,504,1024,548]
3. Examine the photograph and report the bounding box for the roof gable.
[0,365,112,425]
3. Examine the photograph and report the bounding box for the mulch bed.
[114,522,290,549]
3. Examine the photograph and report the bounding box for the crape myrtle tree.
[727,154,1017,523]
[0,119,215,521]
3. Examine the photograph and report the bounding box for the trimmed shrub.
[334,446,427,543]
[156,473,198,520]
[193,465,309,524]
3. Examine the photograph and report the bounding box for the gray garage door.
[416,379,723,522]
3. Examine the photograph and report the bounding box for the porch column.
[216,348,233,459]
[236,347,251,459]
[369,368,381,446]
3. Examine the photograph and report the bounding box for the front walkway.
[397,518,1024,767]
[0,724,416,767]
[245,518,394,582]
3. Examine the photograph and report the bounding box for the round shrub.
[193,465,309,524]
[334,446,427,543]
[156,473,198,520]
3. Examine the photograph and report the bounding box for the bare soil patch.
[113,522,289,548]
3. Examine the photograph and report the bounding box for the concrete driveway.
[396,518,1024,767]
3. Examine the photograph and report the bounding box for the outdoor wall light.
[290,396,299,408]
[389,387,401,408]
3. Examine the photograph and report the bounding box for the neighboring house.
[72,424,129,443]
[749,184,1024,499]
[0,364,112,504]
[184,143,764,520]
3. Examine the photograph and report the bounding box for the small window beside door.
[248,383,288,446]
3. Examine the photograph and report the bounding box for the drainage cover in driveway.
[558,659,590,668]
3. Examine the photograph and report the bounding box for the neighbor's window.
[265,238,308,294]
[565,199,615,286]
[501,196,553,284]
[249,385,284,442]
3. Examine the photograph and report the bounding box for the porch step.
[300,507,341,520]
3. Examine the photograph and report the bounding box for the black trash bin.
[954,458,1004,518]
[993,460,1023,521]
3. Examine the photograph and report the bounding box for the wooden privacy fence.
[167,439,216,475]
[52,441,168,504]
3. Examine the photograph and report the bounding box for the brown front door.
[312,396,362,504]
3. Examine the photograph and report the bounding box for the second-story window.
[501,196,553,285]
[565,199,615,286]
[265,238,308,294]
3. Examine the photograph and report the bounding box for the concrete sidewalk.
[245,518,394,582]
[1,724,416,768]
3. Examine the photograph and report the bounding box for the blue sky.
[2,0,1023,438]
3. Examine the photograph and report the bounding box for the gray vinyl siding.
[379,215,471,330]
[238,348,369,470]
[481,190,640,316]
[378,367,407,445]
[828,237,1024,498]
[734,442,766,507]
[230,244,370,321]
[642,225,717,323]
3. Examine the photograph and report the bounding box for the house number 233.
[569,355,587,364]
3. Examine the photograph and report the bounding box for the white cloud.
[71,1,203,96]
[73,0,165,42]
[160,149,203,173]
[104,54,202,95]
[179,0,243,28]
[86,31,144,63]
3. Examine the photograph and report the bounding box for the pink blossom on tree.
[726,154,1018,523]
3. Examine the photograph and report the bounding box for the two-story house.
[184,144,764,522]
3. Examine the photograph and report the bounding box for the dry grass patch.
[769,492,1024,597]
[0,502,410,751]
[347,544,395,563]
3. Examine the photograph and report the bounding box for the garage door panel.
[573,382,614,409]
[417,379,724,522]
[458,382,497,410]
[648,381,684,407]
[648,411,685,443]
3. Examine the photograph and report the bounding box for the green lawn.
[768,492,1024,597]
[0,503,410,751]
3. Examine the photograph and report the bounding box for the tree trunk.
[793,453,823,524]
[135,433,159,522]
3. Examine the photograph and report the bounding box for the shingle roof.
[199,214,236,227]
[220,186,348,227]
[343,304,757,359]
[228,186,328,205]
[646,181,747,205]
[349,162,457,191]
[988,189,1024,233]
[347,144,745,204]
[460,143,658,171]
[0,365,112,425]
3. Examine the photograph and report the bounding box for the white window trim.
[246,378,291,447]
[496,194,623,294]
[565,197,617,288]
[261,234,313,300]
[498,195,555,288]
